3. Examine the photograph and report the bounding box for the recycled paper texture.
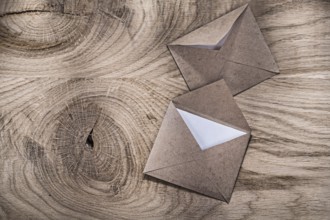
[144,80,251,202]
[168,4,279,94]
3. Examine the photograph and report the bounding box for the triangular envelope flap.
[146,160,226,201]
[168,45,225,90]
[173,80,250,132]
[197,134,251,202]
[143,102,200,173]
[221,61,277,95]
[169,4,248,48]
[220,7,279,73]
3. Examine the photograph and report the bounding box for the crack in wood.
[0,9,89,18]
[85,129,94,150]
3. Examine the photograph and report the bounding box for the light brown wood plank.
[0,0,329,219]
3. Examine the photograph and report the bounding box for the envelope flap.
[143,102,201,173]
[168,45,225,90]
[145,133,251,202]
[196,134,251,202]
[220,6,279,73]
[221,61,277,95]
[173,80,250,132]
[145,160,227,201]
[169,4,248,49]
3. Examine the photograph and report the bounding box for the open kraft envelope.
[144,80,251,202]
[168,4,279,95]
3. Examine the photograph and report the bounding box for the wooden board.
[0,0,329,219]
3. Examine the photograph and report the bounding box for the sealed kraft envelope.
[168,4,279,95]
[144,80,251,202]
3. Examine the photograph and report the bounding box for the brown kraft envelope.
[144,80,251,202]
[168,4,279,95]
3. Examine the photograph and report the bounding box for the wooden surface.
[0,0,330,219]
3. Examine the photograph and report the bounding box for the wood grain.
[0,0,329,219]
